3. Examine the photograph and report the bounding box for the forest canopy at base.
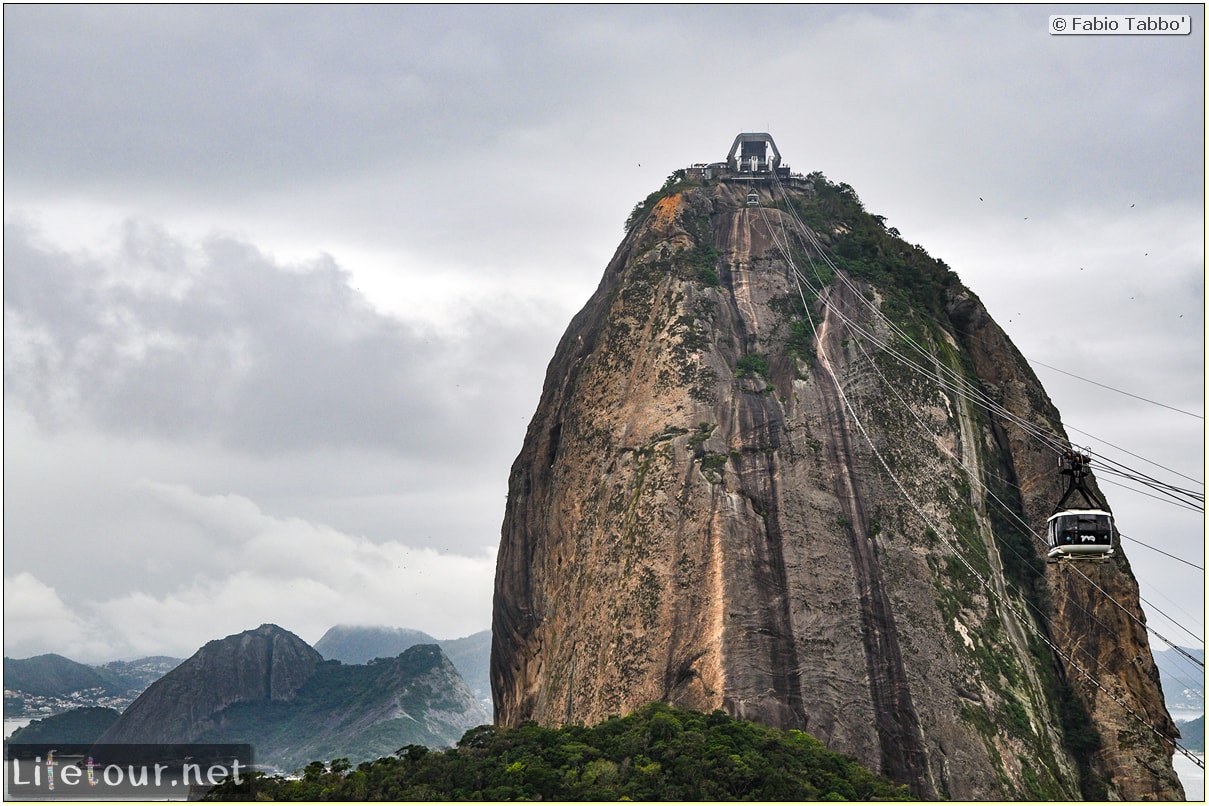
[207,702,914,801]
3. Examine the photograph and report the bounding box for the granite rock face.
[491,176,1183,799]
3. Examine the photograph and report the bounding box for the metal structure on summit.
[727,132,782,174]
[689,132,811,190]
[1047,450,1115,560]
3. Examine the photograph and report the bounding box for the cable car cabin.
[1046,508,1115,560]
[746,192,760,206]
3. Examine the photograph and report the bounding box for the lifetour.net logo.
[4,744,253,801]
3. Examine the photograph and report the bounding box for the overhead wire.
[1028,358,1205,421]
[1066,427,1204,491]
[757,197,1201,681]
[928,313,1206,487]
[1095,475,1205,514]
[761,176,1205,657]
[808,230,1203,504]
[748,174,1204,768]
[762,171,1203,535]
[755,184,1205,502]
[1118,532,1204,572]
[761,176,1208,625]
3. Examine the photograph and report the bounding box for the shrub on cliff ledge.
[212,702,913,801]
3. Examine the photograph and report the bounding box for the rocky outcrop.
[491,175,1183,799]
[99,623,321,743]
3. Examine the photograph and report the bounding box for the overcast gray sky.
[4,5,1203,667]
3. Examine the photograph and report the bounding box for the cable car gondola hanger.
[1047,449,1115,561]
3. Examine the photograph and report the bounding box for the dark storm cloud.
[4,218,539,458]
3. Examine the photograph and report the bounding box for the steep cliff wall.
[950,294,1185,799]
[491,174,1183,799]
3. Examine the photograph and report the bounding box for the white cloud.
[3,573,111,661]
[4,485,497,662]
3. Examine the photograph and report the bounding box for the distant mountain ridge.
[96,624,489,771]
[4,653,121,698]
[4,626,492,727]
[315,625,492,716]
[4,653,181,715]
[314,625,438,663]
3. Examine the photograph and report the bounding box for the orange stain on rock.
[650,193,684,229]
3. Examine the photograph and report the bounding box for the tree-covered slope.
[211,702,911,801]
[7,706,121,744]
[3,654,123,698]
[195,644,488,772]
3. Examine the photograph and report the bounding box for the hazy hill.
[99,624,322,745]
[314,625,492,715]
[1177,715,1205,753]
[435,630,491,710]
[98,656,182,691]
[314,625,437,664]
[4,653,181,716]
[97,624,488,772]
[196,645,488,771]
[4,653,123,698]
